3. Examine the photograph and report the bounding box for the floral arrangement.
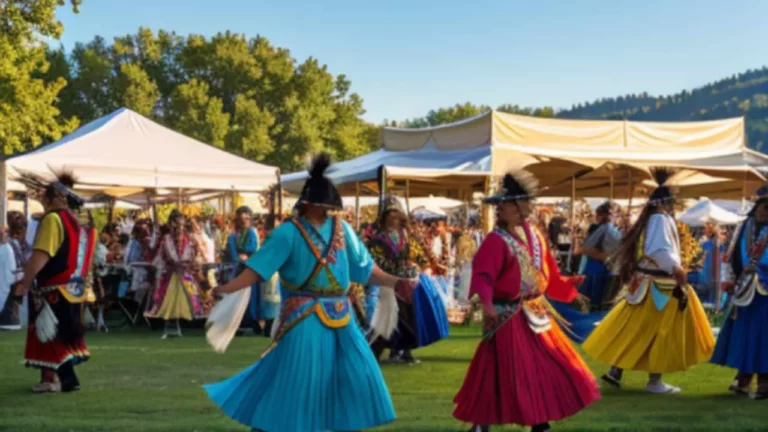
[677,220,702,270]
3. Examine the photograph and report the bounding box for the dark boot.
[57,361,80,393]
[754,374,768,400]
[531,423,551,432]
[467,426,489,432]
[401,349,421,364]
[262,319,274,337]
[370,337,387,360]
[729,372,752,396]
[601,366,623,388]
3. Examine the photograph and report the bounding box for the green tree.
[166,78,230,148]
[63,37,116,122]
[0,0,81,155]
[114,63,160,116]
[226,94,275,160]
[45,28,375,168]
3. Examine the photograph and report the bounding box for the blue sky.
[57,0,768,123]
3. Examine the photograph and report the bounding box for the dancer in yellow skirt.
[583,168,715,394]
[145,210,206,338]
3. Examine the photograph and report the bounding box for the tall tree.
[166,78,230,148]
[114,63,160,116]
[46,28,376,168]
[226,94,275,160]
[0,0,81,155]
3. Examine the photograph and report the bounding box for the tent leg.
[0,160,7,231]
[378,166,387,218]
[23,195,29,219]
[355,182,361,231]
[609,168,615,202]
[569,175,576,228]
[107,198,116,224]
[714,231,722,312]
[568,176,576,274]
[742,172,747,213]
[405,179,411,215]
[483,176,493,234]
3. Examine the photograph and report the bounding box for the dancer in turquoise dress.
[227,206,279,336]
[205,153,413,432]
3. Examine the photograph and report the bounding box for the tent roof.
[283,110,755,196]
[7,108,278,192]
[678,198,745,226]
[383,110,747,161]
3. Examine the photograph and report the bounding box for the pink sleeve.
[470,234,506,307]
[544,246,579,303]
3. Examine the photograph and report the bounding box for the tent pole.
[355,182,361,231]
[0,160,7,231]
[405,178,411,215]
[570,175,576,231]
[278,186,283,222]
[609,167,615,202]
[267,187,276,230]
[742,171,747,213]
[23,194,29,219]
[714,227,722,312]
[378,166,387,218]
[107,198,115,224]
[483,175,493,234]
[177,188,183,208]
[464,190,471,228]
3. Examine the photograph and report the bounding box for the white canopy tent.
[1,108,280,227]
[678,198,745,227]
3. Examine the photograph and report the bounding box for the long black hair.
[610,167,676,284]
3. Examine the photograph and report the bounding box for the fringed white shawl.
[368,286,399,341]
[205,288,251,353]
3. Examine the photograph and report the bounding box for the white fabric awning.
[679,198,745,226]
[7,108,279,192]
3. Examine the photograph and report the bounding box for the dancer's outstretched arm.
[215,269,262,295]
[368,264,404,289]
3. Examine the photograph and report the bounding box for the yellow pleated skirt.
[583,284,715,373]
[155,274,200,321]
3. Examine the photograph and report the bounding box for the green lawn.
[0,326,765,432]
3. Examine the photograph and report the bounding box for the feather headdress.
[483,169,539,204]
[14,169,85,210]
[297,152,342,209]
[647,167,678,205]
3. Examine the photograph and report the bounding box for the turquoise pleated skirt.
[204,313,396,431]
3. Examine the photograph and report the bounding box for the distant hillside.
[557,67,768,151]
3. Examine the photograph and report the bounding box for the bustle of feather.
[649,167,677,187]
[54,171,77,188]
[502,169,539,196]
[308,153,332,179]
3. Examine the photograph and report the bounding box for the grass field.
[0,326,766,432]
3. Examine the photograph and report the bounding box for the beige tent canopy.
[283,110,762,200]
[385,110,747,163]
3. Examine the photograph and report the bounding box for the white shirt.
[640,213,681,274]
[0,243,17,312]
